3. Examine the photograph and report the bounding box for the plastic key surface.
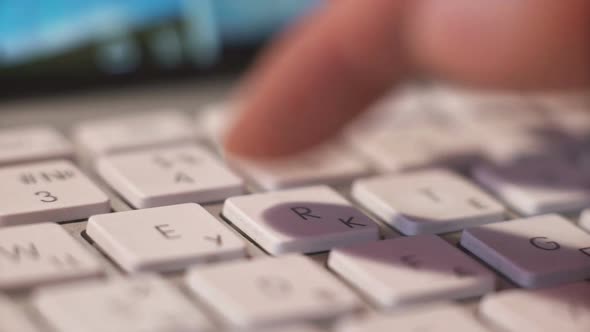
[0,223,103,290]
[34,275,213,332]
[461,214,590,288]
[480,282,590,332]
[0,126,73,166]
[352,169,505,235]
[87,204,246,272]
[336,303,493,332]
[0,160,109,226]
[186,255,360,329]
[73,111,195,157]
[97,145,244,208]
[329,235,495,308]
[222,186,380,255]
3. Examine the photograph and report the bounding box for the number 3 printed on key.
[35,191,58,203]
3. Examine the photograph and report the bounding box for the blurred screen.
[0,0,319,81]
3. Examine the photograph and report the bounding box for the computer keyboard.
[1,85,590,332]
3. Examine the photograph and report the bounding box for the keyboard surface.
[1,81,590,331]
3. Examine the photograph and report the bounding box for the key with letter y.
[87,204,246,272]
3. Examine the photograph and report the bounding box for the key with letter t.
[352,169,505,235]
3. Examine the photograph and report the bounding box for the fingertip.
[407,0,590,89]
[223,0,408,159]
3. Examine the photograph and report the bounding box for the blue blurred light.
[0,0,320,68]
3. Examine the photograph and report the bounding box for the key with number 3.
[0,160,110,226]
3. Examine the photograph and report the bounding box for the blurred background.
[0,0,320,98]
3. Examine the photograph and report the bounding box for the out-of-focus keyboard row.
[1,85,590,331]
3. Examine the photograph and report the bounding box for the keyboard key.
[73,111,195,157]
[348,125,480,172]
[97,145,244,208]
[461,214,590,288]
[328,235,495,308]
[223,186,380,255]
[473,159,590,216]
[0,160,110,226]
[0,223,103,290]
[87,203,246,273]
[434,86,550,131]
[479,126,565,163]
[336,303,492,332]
[186,255,360,328]
[480,282,590,332]
[34,275,213,332]
[546,106,590,138]
[227,144,370,190]
[0,126,73,166]
[579,208,590,233]
[352,169,505,235]
[196,102,233,149]
[261,325,324,332]
[0,295,40,332]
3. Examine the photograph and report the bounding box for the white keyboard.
[2,85,590,332]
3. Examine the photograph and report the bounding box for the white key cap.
[223,186,380,255]
[480,282,590,332]
[195,103,234,149]
[186,255,360,328]
[336,303,492,332]
[578,208,590,233]
[260,325,324,332]
[97,145,243,208]
[546,107,590,138]
[477,125,563,163]
[227,144,370,191]
[0,126,73,166]
[328,235,495,308]
[473,159,590,216]
[0,223,103,289]
[0,295,40,332]
[0,160,110,226]
[461,214,590,288]
[347,85,433,132]
[352,169,505,235]
[433,86,547,129]
[34,275,213,332]
[87,203,246,272]
[73,111,195,157]
[348,125,480,172]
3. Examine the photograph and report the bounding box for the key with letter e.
[87,204,246,272]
